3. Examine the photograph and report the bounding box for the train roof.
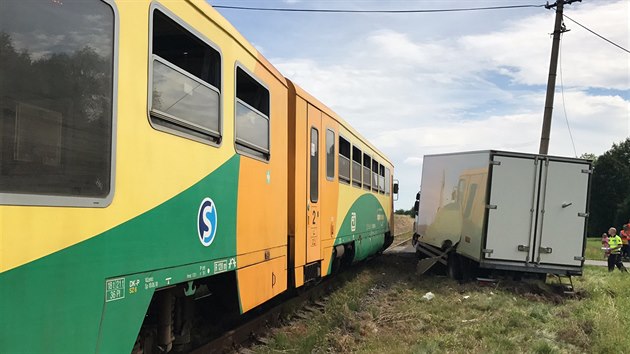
[194,1,392,168]
[191,0,287,88]
[287,79,393,167]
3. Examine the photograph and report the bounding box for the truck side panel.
[416,152,490,261]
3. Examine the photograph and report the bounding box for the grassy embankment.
[248,219,627,353]
[585,238,605,261]
[250,255,630,354]
[392,215,414,246]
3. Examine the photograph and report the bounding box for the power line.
[562,14,630,54]
[558,36,578,157]
[212,4,546,14]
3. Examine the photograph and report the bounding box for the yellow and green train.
[0,1,396,353]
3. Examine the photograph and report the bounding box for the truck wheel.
[447,253,463,281]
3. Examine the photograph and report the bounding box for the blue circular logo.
[197,198,218,247]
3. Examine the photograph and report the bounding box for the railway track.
[188,274,345,353]
[188,236,412,354]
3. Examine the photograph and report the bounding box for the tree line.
[587,137,630,236]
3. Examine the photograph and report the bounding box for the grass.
[392,215,414,247]
[585,238,605,261]
[250,254,630,354]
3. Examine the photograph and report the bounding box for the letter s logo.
[197,198,218,247]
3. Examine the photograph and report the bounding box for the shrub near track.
[250,254,630,354]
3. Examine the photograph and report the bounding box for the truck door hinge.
[517,245,530,252]
[482,249,493,255]
[490,160,501,166]
[574,256,585,261]
[578,212,589,218]
[539,247,553,254]
[486,204,497,210]
[581,169,592,174]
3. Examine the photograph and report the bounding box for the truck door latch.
[517,245,530,252]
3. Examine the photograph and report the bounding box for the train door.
[306,105,322,266]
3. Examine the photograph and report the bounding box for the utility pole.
[538,0,581,155]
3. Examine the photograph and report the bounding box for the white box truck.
[412,150,592,279]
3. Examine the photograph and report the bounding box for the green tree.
[394,208,416,216]
[588,138,630,235]
[580,153,597,164]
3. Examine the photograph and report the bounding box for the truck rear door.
[484,155,540,263]
[534,160,590,266]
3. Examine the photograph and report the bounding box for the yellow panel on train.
[0,1,395,353]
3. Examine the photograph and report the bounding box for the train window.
[150,9,221,144]
[235,67,270,160]
[363,154,372,190]
[372,160,379,192]
[0,0,115,205]
[338,136,350,183]
[352,146,362,188]
[310,128,319,202]
[379,164,385,194]
[326,129,335,180]
[385,167,391,195]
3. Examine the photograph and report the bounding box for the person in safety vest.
[602,232,610,259]
[607,227,627,272]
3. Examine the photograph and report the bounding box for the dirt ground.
[394,215,414,236]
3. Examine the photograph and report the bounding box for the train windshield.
[0,0,115,202]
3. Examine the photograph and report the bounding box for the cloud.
[269,0,629,208]
[460,1,630,90]
[404,157,423,167]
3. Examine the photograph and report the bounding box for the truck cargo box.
[413,150,592,276]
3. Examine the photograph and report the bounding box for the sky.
[210,0,630,210]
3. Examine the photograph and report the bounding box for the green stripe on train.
[327,194,390,275]
[0,155,240,354]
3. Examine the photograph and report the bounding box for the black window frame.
[351,145,362,188]
[148,7,222,146]
[379,163,385,194]
[0,0,117,207]
[234,65,271,161]
[385,167,391,195]
[372,159,379,193]
[325,128,335,181]
[338,135,351,184]
[310,127,319,203]
[363,154,372,190]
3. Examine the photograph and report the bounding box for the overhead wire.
[562,14,630,54]
[558,34,578,157]
[212,4,546,14]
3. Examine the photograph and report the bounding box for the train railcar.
[287,82,395,287]
[0,1,395,353]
